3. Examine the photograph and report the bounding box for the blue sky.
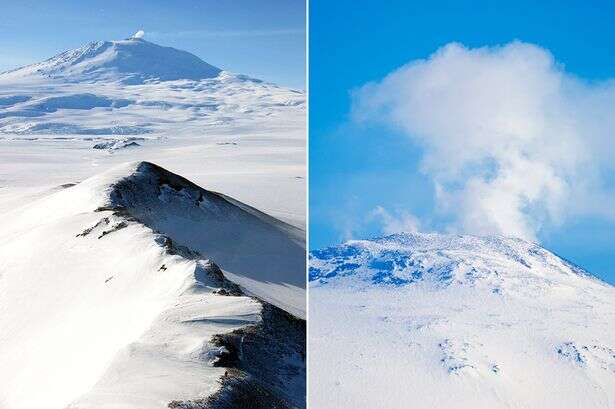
[0,0,305,88]
[310,0,615,284]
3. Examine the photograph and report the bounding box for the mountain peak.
[310,231,600,293]
[0,37,221,84]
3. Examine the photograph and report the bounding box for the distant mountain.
[0,37,221,84]
[0,36,304,144]
[309,232,615,409]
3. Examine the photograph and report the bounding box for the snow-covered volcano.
[0,36,305,172]
[309,233,615,409]
[0,161,305,409]
[0,36,221,84]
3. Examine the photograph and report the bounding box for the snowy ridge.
[100,161,306,317]
[0,162,305,409]
[309,232,615,409]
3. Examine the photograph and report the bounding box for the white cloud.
[353,41,615,241]
[133,30,145,39]
[371,206,421,235]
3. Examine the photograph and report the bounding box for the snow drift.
[0,161,305,409]
[309,232,615,409]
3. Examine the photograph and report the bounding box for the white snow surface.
[309,232,615,409]
[0,37,305,409]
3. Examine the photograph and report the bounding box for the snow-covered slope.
[0,161,305,409]
[309,232,615,409]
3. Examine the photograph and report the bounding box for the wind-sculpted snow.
[0,75,303,139]
[0,162,305,409]
[309,232,615,409]
[0,93,132,120]
[18,123,151,136]
[0,95,31,107]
